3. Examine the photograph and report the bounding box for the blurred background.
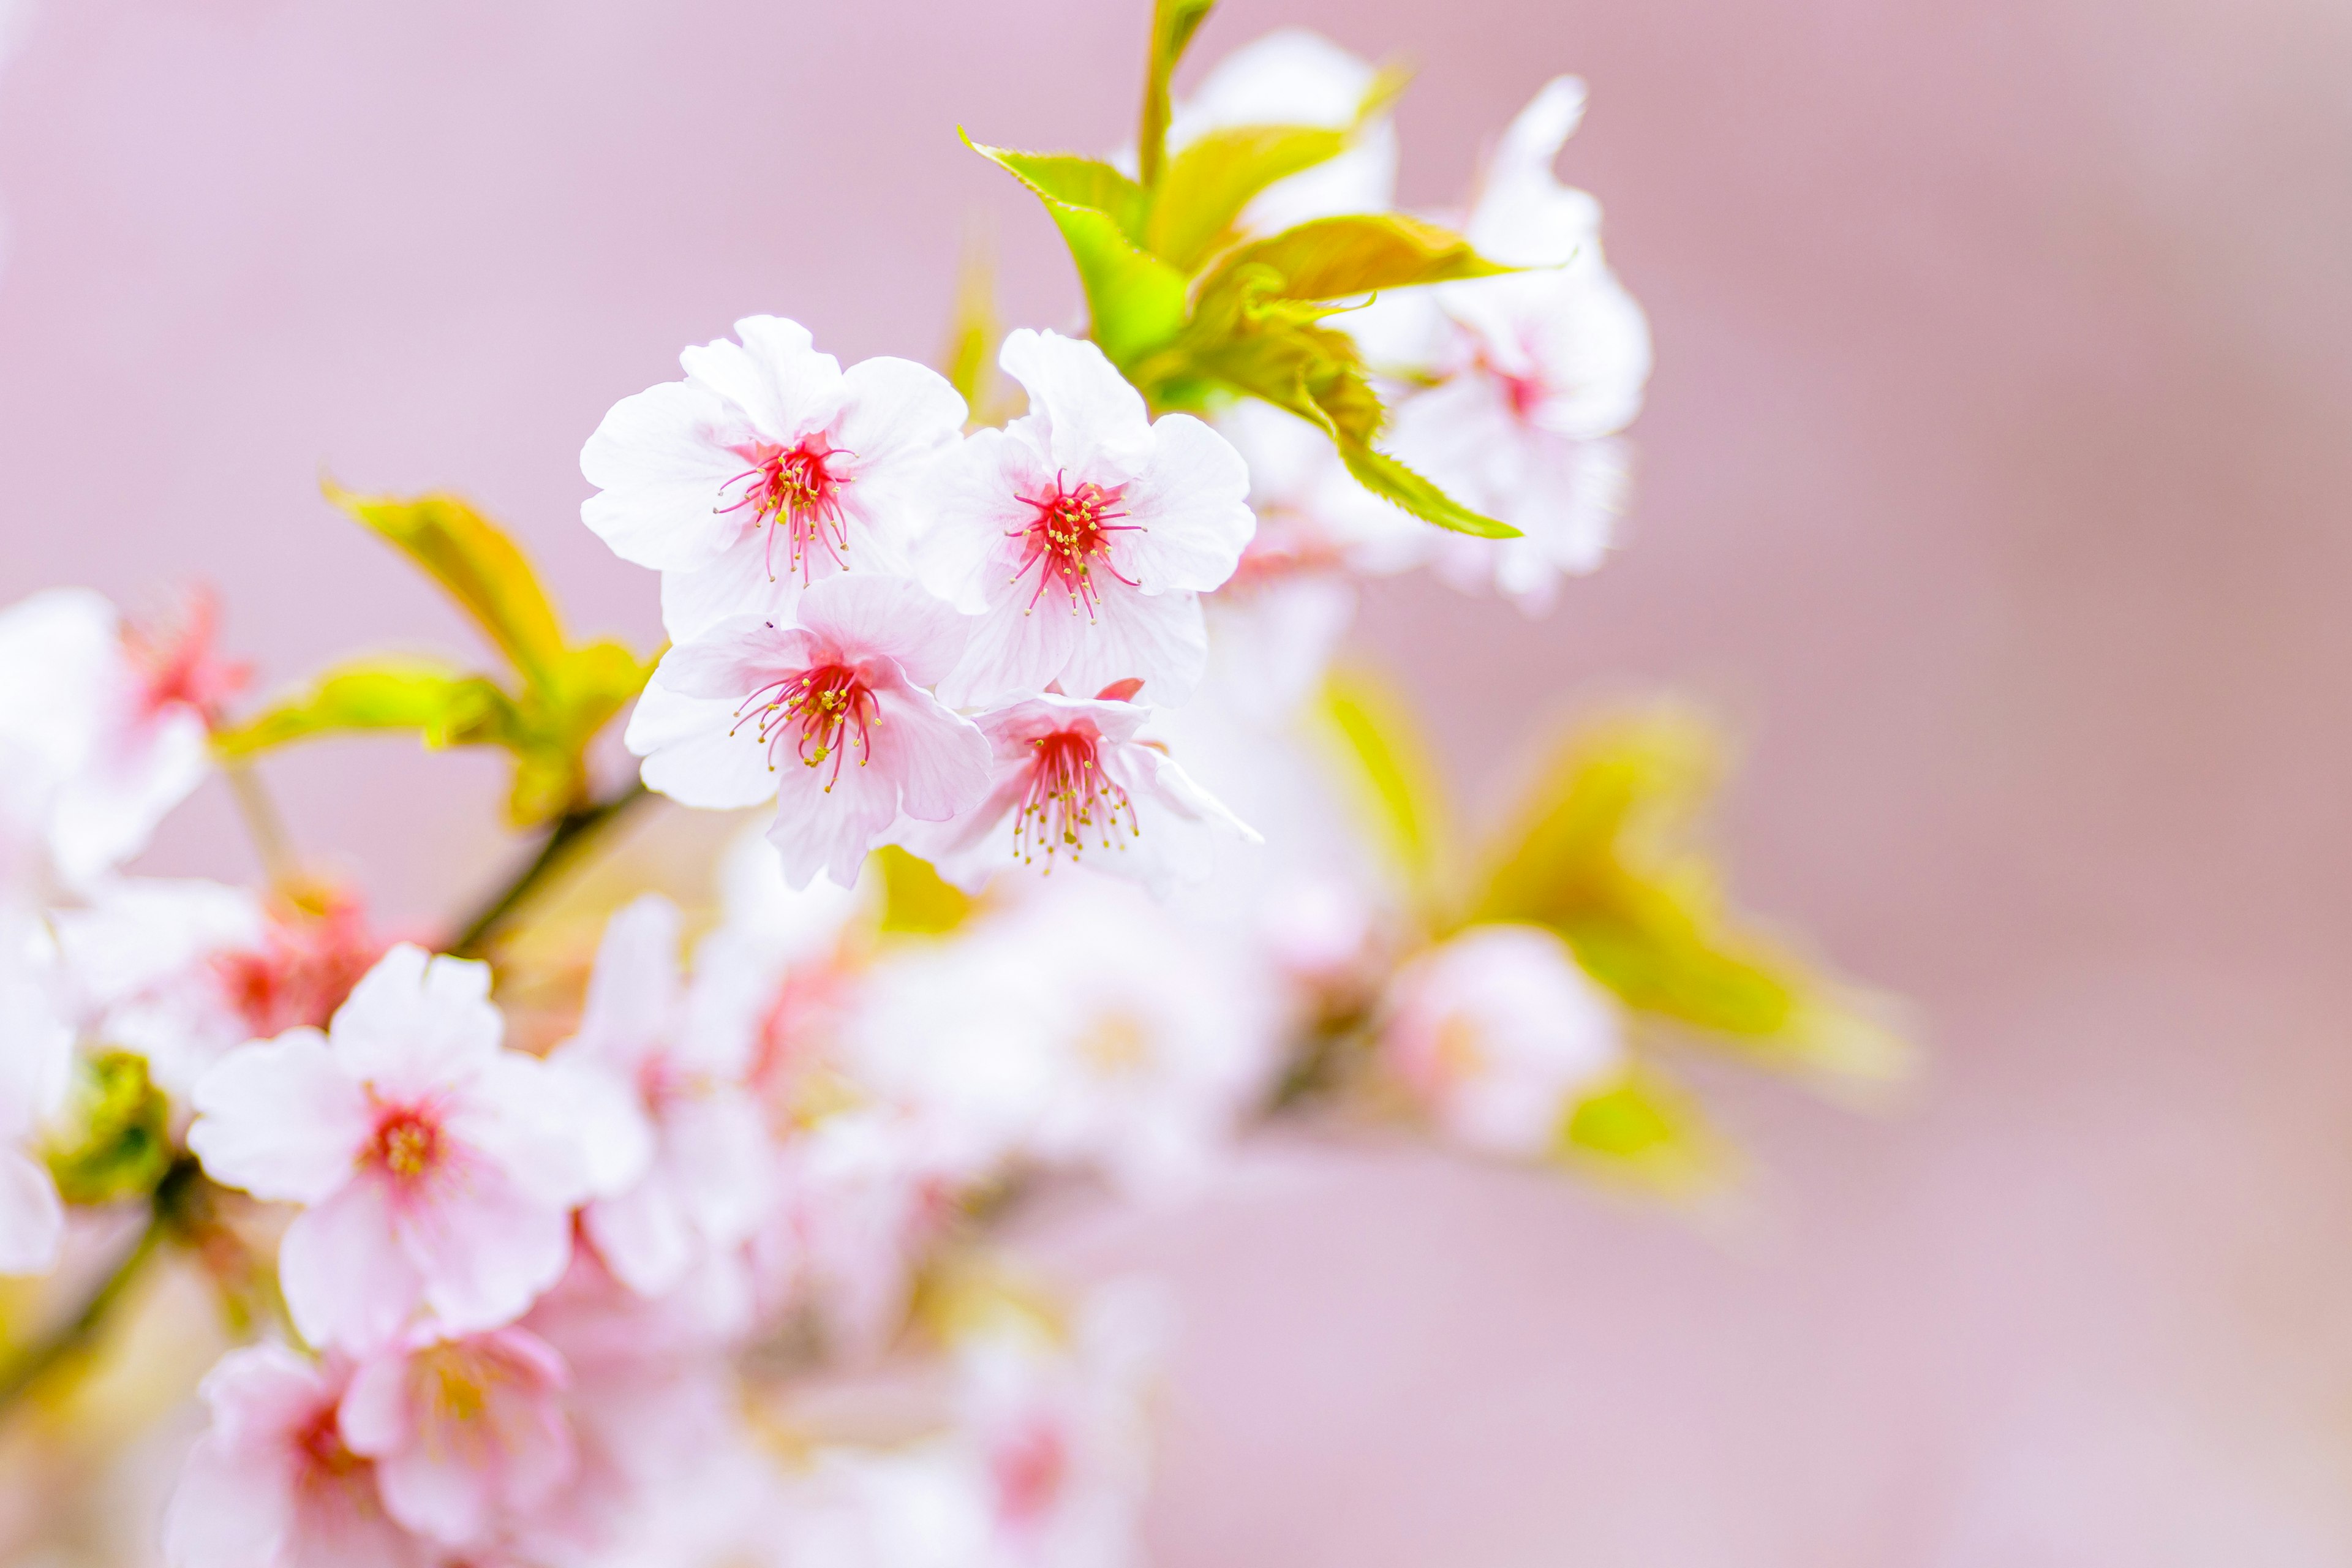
[4,0,2352,1559]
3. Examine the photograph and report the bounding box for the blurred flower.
[627,574,992,889]
[918,330,1254,709]
[163,1344,429,1568]
[0,900,68,1274]
[1378,924,1625,1156]
[187,944,650,1349]
[1166,28,1398,233]
[581,315,968,641]
[896,691,1256,896]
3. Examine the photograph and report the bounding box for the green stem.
[446,781,652,958]
[0,1156,201,1414]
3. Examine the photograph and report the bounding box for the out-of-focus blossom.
[0,901,68,1275]
[628,574,991,890]
[896,691,1256,896]
[582,315,968,641]
[849,880,1280,1194]
[163,1344,428,1568]
[1378,924,1624,1156]
[1382,78,1653,610]
[551,894,769,1298]
[54,880,382,1096]
[1167,28,1397,235]
[188,944,650,1349]
[918,331,1253,710]
[338,1323,576,1553]
[0,588,227,888]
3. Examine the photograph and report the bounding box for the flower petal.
[580,379,751,571]
[281,1178,423,1351]
[394,1157,575,1335]
[188,1028,371,1204]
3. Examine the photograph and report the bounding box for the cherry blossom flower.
[337,1322,577,1552]
[187,943,650,1350]
[163,1344,429,1568]
[54,879,382,1096]
[916,330,1254,709]
[549,894,769,1298]
[1166,29,1398,236]
[1378,923,1625,1156]
[626,573,991,890]
[0,588,227,888]
[582,315,968,641]
[1382,78,1653,611]
[894,690,1256,896]
[0,900,69,1275]
[847,879,1280,1194]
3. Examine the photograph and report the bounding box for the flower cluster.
[0,12,1898,1568]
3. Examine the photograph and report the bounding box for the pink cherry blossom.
[163,1344,429,1568]
[625,573,991,890]
[0,588,224,888]
[1383,78,1653,611]
[581,315,968,641]
[188,943,650,1350]
[337,1323,577,1552]
[894,690,1256,896]
[0,901,69,1276]
[916,330,1254,709]
[1378,923,1625,1156]
[549,894,771,1298]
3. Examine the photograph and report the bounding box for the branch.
[445,780,652,958]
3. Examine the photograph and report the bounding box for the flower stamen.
[1006,473,1142,621]
[733,663,881,793]
[717,437,851,586]
[1012,726,1137,870]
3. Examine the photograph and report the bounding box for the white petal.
[328,946,501,1095]
[997,330,1152,479]
[766,744,901,891]
[831,355,968,473]
[281,1180,423,1351]
[1054,585,1208,709]
[579,379,751,571]
[584,1178,693,1297]
[570,895,682,1066]
[1117,413,1254,592]
[872,680,992,823]
[625,680,780,812]
[934,590,1080,710]
[452,1052,652,1207]
[0,1148,63,1276]
[189,1029,371,1203]
[794,573,971,687]
[394,1160,575,1335]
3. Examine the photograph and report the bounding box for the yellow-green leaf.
[213,658,514,758]
[1314,667,1452,908]
[325,484,568,690]
[960,143,1148,247]
[940,232,1008,424]
[1136,0,1218,190]
[1340,439,1518,539]
[1558,1066,1725,1191]
[43,1052,173,1207]
[874,846,973,937]
[1148,123,1349,270]
[1200,213,1510,306]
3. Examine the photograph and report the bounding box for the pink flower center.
[734,662,879,792]
[1474,345,1548,422]
[123,591,247,724]
[991,1417,1071,1528]
[367,1106,445,1182]
[1009,475,1140,620]
[718,437,850,586]
[1013,725,1136,869]
[211,902,382,1039]
[293,1401,368,1485]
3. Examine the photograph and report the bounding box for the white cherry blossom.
[1167,28,1398,235]
[916,330,1254,709]
[895,690,1256,896]
[582,315,968,641]
[0,900,69,1275]
[626,573,992,890]
[187,944,650,1350]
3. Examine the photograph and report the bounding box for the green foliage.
[219,487,654,826]
[45,1054,174,1207]
[963,7,1516,539]
[873,846,974,937]
[1314,668,1451,911]
[1558,1066,1724,1191]
[1475,706,1911,1087]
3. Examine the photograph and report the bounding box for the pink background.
[6,0,2352,1559]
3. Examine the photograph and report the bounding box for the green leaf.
[1475,706,1913,1089]
[963,133,1189,367]
[1136,0,1218,190]
[1558,1066,1725,1191]
[1200,213,1511,306]
[44,1052,174,1207]
[1338,439,1519,539]
[213,658,515,758]
[1147,123,1349,271]
[1314,667,1451,908]
[958,143,1148,247]
[325,483,568,690]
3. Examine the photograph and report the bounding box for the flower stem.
[220,757,297,887]
[0,1155,202,1415]
[445,781,652,959]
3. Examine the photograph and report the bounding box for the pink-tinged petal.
[677,317,834,438]
[935,586,1081,710]
[1117,413,1256,592]
[372,1440,497,1548]
[658,1091,774,1243]
[568,895,680,1069]
[579,380,751,571]
[0,1148,63,1276]
[394,1159,574,1333]
[871,680,991,823]
[584,1177,692,1297]
[997,330,1152,479]
[914,429,1050,614]
[0,588,116,782]
[334,1346,413,1458]
[163,1420,295,1568]
[50,703,213,889]
[282,1179,422,1351]
[453,1052,652,1205]
[282,1504,425,1568]
[326,945,501,1093]
[347,1329,575,1550]
[625,682,782,812]
[187,1028,371,1204]
[793,573,971,686]
[891,770,1030,891]
[646,617,818,701]
[657,532,804,644]
[766,743,902,890]
[1053,585,1209,710]
[830,355,967,473]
